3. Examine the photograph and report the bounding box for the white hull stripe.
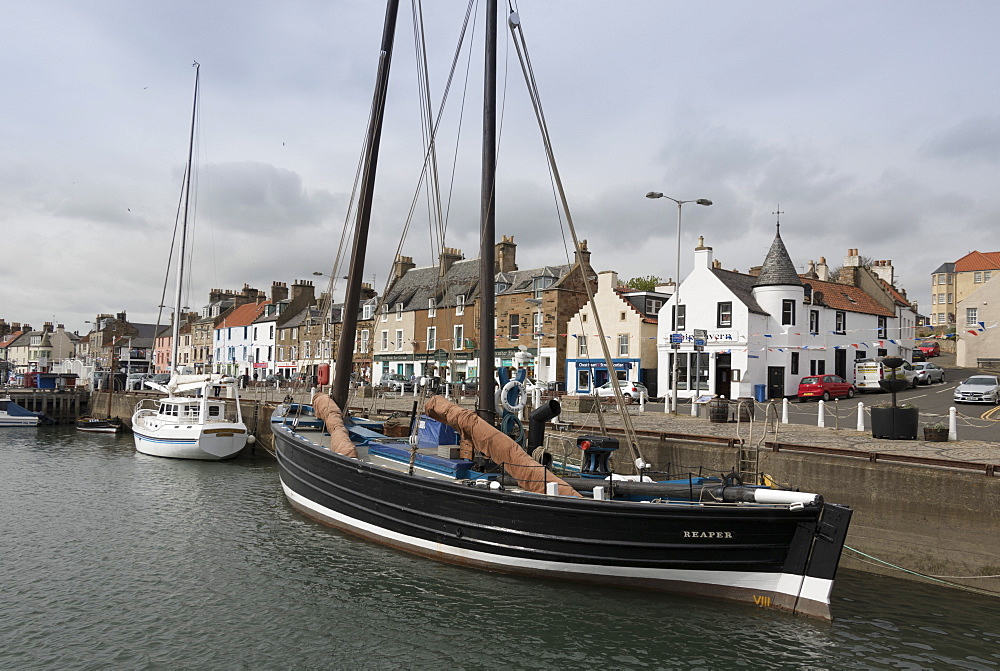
[280,478,833,605]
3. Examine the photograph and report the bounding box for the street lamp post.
[525,298,543,381]
[645,192,712,414]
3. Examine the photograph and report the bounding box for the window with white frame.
[717,301,732,328]
[428,298,436,317]
[396,303,403,320]
[809,309,820,335]
[966,307,978,326]
[456,295,465,315]
[781,299,796,326]
[974,272,983,283]
[578,334,587,356]
[931,294,937,304]
[363,301,374,320]
[381,305,388,322]
[877,316,887,338]
[395,329,403,350]
[618,334,629,356]
[986,271,993,281]
[835,311,846,335]
[380,330,388,350]
[672,305,686,331]
[360,329,370,353]
[453,324,464,350]
[427,326,436,351]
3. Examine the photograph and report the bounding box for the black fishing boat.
[273,1,852,619]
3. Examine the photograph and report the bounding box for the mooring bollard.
[857,401,865,431]
[818,400,825,428]
[949,406,957,441]
[781,397,789,424]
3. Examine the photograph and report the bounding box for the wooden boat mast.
[332,1,401,409]
[477,0,499,422]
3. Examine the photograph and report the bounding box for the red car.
[917,341,941,357]
[797,374,855,402]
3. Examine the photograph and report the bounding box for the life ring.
[499,380,525,413]
[722,472,744,488]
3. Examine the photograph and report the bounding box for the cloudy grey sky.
[4,1,999,334]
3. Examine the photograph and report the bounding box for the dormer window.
[381,304,389,322]
[495,281,509,294]
[396,303,403,320]
[532,275,555,299]
[456,295,465,316]
[363,301,374,320]
[428,298,436,317]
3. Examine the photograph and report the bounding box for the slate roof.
[711,269,769,315]
[954,250,1000,272]
[754,226,803,287]
[931,261,955,275]
[383,258,481,311]
[496,264,571,296]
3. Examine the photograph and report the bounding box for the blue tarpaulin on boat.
[1,399,38,416]
[417,416,458,447]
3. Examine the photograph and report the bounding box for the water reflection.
[1,427,997,670]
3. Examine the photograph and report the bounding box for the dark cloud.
[920,116,1000,163]
[198,161,340,233]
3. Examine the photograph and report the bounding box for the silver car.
[953,375,1000,404]
[911,362,945,385]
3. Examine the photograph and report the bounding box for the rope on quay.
[843,545,1000,597]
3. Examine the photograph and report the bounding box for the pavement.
[326,388,1000,471]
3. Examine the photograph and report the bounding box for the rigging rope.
[506,10,646,470]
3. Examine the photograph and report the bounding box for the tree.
[624,275,663,292]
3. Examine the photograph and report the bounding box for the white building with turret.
[657,228,918,401]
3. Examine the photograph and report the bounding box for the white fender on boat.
[752,489,820,506]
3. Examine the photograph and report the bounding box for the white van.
[854,358,917,392]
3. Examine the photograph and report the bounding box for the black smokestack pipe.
[527,399,561,450]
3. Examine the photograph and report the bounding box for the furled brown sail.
[312,393,359,459]
[424,395,581,497]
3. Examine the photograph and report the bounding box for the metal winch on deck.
[577,435,619,476]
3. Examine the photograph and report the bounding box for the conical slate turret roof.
[754,225,802,287]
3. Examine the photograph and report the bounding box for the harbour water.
[2,427,998,670]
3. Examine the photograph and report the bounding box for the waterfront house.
[656,229,917,401]
[212,298,270,379]
[955,274,1000,368]
[564,270,666,395]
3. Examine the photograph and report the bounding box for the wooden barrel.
[735,397,755,422]
[708,398,730,423]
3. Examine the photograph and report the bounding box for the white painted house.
[657,229,917,401]
[564,270,666,395]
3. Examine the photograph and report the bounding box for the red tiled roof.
[954,250,1000,272]
[800,278,896,317]
[217,301,270,328]
[0,330,24,348]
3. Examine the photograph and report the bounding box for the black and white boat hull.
[274,419,851,619]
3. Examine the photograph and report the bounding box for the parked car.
[797,374,855,402]
[911,349,926,363]
[953,375,1000,404]
[854,358,917,391]
[593,380,649,403]
[378,373,413,393]
[916,341,941,357]
[125,372,151,391]
[456,377,478,393]
[911,362,945,385]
